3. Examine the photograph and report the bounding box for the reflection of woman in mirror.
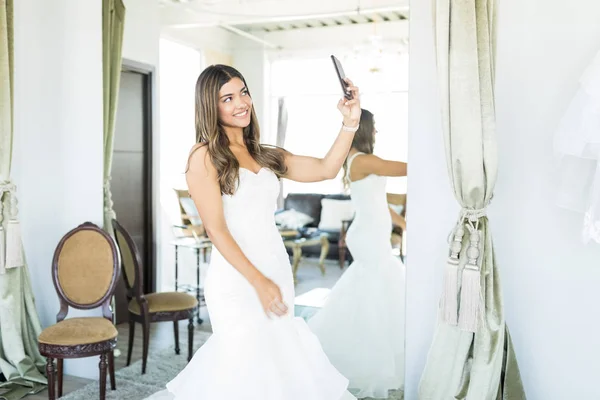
[308,108,407,399]
[146,64,361,400]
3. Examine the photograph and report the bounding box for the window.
[159,39,203,222]
[158,39,203,292]
[269,54,408,196]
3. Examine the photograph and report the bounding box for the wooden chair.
[38,222,120,400]
[112,219,197,374]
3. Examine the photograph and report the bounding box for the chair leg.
[291,246,302,284]
[99,353,107,400]
[338,247,346,269]
[46,357,56,400]
[188,315,194,362]
[57,358,63,397]
[318,236,329,276]
[127,317,135,366]
[174,320,180,355]
[142,315,150,374]
[108,351,116,390]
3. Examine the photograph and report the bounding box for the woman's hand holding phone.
[337,78,361,127]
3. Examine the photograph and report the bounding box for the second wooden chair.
[112,219,198,374]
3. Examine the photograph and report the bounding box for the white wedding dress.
[308,152,406,399]
[145,167,355,400]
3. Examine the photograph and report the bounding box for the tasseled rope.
[458,208,486,332]
[441,206,486,332]
[458,222,482,332]
[0,181,24,270]
[441,222,464,325]
[103,177,116,221]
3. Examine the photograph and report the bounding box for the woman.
[146,64,361,400]
[307,109,407,399]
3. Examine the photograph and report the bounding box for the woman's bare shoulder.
[187,143,213,173]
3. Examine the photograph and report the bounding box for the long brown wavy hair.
[193,64,287,195]
[342,108,375,188]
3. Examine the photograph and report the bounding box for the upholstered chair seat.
[128,292,198,315]
[38,317,118,346]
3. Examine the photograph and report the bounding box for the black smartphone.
[331,55,353,100]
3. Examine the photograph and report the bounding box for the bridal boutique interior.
[2,0,600,399]
[4,0,409,399]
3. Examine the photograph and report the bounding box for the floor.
[30,258,344,399]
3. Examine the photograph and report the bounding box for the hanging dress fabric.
[554,49,600,244]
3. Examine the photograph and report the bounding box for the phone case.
[331,55,353,100]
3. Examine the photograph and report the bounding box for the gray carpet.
[61,331,212,400]
[60,328,402,400]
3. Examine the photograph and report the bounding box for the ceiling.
[159,0,409,27]
[158,0,409,52]
[234,9,407,34]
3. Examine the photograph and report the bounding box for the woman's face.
[217,77,252,129]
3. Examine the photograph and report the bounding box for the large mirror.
[110,1,409,400]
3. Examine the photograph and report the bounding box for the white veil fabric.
[555,49,600,244]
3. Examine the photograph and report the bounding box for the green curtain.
[102,0,125,233]
[0,1,48,399]
[102,0,125,339]
[418,0,526,399]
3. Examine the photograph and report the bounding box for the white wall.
[122,0,160,66]
[162,26,236,59]
[406,1,600,399]
[231,40,270,141]
[12,0,160,380]
[404,0,455,396]
[12,0,104,379]
[203,48,233,66]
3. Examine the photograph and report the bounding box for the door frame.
[121,58,156,294]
